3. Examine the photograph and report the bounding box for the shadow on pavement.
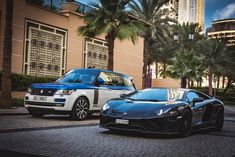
[100,126,235,139]
[0,149,47,157]
[26,114,100,121]
[100,129,183,139]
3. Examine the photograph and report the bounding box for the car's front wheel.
[70,97,90,120]
[215,109,224,131]
[180,109,192,137]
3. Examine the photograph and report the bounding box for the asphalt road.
[0,120,235,157]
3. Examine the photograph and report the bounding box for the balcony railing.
[26,0,93,14]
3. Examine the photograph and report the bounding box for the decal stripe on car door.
[93,89,99,107]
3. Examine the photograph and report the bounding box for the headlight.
[27,88,32,93]
[155,108,170,116]
[102,103,110,111]
[155,108,178,116]
[55,90,74,95]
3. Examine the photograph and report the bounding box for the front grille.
[102,116,181,132]
[31,88,56,96]
[25,101,65,107]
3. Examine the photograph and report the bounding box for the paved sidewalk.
[0,107,28,116]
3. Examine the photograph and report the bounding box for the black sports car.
[100,88,224,136]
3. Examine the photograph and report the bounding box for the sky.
[77,0,235,30]
[205,0,235,29]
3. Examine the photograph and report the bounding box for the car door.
[95,72,113,108]
[108,73,128,97]
[185,91,206,125]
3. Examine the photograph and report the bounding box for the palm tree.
[196,39,230,95]
[0,0,13,108]
[128,0,171,87]
[172,22,203,88]
[150,36,177,78]
[165,50,204,88]
[78,0,144,70]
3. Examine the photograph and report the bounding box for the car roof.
[71,68,128,77]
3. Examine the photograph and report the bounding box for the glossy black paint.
[100,88,224,134]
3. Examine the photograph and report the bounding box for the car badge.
[123,112,127,115]
[40,90,44,94]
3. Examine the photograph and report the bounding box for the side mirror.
[192,97,204,105]
[120,94,127,98]
[95,78,105,86]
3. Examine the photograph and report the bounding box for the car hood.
[106,99,184,119]
[31,83,97,90]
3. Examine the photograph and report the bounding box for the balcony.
[26,0,93,14]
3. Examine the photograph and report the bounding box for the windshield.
[126,88,185,101]
[56,69,99,84]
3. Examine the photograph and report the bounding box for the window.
[97,72,126,87]
[127,89,168,101]
[84,38,108,70]
[24,20,67,77]
[186,92,200,103]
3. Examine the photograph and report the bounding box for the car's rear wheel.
[215,109,224,131]
[70,97,89,120]
[29,111,44,118]
[180,109,192,137]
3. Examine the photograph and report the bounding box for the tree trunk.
[163,63,166,78]
[155,62,158,79]
[190,80,194,88]
[0,0,13,108]
[208,67,213,95]
[142,38,149,88]
[222,75,225,89]
[181,76,187,88]
[187,79,191,88]
[217,77,220,89]
[105,31,116,71]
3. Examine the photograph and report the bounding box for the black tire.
[70,97,90,120]
[215,109,224,131]
[180,109,192,137]
[29,111,44,118]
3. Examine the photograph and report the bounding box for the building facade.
[0,0,144,89]
[207,18,235,47]
[162,0,204,29]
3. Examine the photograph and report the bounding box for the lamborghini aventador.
[100,88,224,137]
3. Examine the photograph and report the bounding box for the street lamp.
[173,33,179,41]
[173,33,195,41]
[188,33,195,40]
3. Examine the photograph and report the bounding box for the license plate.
[115,119,129,125]
[33,96,47,101]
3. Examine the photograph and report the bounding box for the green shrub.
[11,98,24,107]
[0,72,58,91]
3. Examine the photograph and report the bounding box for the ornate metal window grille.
[24,20,67,77]
[84,38,108,70]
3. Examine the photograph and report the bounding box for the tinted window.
[197,92,211,100]
[97,72,127,86]
[127,89,168,101]
[57,69,99,84]
[186,92,200,103]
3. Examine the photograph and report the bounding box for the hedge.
[0,72,58,91]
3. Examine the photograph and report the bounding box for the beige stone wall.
[114,39,144,89]
[0,0,144,89]
[152,79,181,88]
